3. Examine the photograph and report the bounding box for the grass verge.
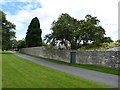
[2,51,110,88]
[0,52,2,89]
[17,51,119,76]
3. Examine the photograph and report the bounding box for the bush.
[79,42,120,50]
[116,40,120,43]
[41,42,49,47]
[17,39,26,50]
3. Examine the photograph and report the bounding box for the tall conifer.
[26,17,42,47]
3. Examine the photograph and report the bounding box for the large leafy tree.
[45,13,106,50]
[47,13,80,49]
[26,17,42,47]
[0,11,16,50]
[80,15,106,46]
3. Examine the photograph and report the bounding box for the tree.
[103,37,113,43]
[26,17,42,47]
[116,40,120,43]
[0,11,16,51]
[17,39,26,50]
[44,34,56,47]
[45,13,106,50]
[11,39,17,50]
[80,15,106,46]
[49,13,80,49]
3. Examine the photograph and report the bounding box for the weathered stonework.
[20,47,120,69]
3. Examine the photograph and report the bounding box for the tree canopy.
[17,39,26,50]
[26,17,42,47]
[45,13,108,50]
[0,11,16,50]
[116,39,120,42]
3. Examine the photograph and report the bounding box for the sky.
[0,0,119,41]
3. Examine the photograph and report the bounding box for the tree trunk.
[71,42,77,50]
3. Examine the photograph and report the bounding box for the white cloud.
[3,0,119,41]
[37,0,119,41]
[103,24,118,40]
[6,10,32,23]
[16,34,25,40]
[0,0,6,4]
[20,4,35,11]
[15,22,25,30]
[16,0,34,2]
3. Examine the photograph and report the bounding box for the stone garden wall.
[20,47,120,69]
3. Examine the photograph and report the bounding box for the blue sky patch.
[2,2,42,15]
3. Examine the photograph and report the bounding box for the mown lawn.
[18,52,119,75]
[0,52,2,89]
[2,51,110,88]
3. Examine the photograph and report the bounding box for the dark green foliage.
[45,13,81,49]
[44,34,56,48]
[11,39,17,49]
[26,17,42,47]
[41,42,48,47]
[0,11,16,50]
[116,40,120,43]
[103,37,113,43]
[17,39,26,50]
